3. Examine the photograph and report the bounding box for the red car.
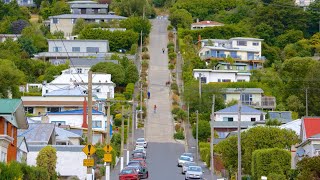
[132,158,147,167]
[119,167,140,180]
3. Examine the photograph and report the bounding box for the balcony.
[241,96,276,109]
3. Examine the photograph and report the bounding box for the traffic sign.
[103,145,113,153]
[83,159,94,166]
[104,154,112,162]
[82,144,96,156]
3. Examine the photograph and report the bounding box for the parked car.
[131,158,147,167]
[185,166,203,180]
[177,155,192,167]
[132,148,147,157]
[182,153,194,162]
[127,161,149,179]
[136,138,148,148]
[132,152,146,159]
[119,167,140,180]
[182,161,197,174]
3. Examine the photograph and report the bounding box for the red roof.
[192,21,224,26]
[303,117,320,138]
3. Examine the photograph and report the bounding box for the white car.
[136,138,148,148]
[134,146,147,156]
[177,155,192,167]
[185,166,203,180]
[182,152,194,162]
[182,161,197,174]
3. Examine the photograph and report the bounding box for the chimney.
[82,97,88,128]
[196,18,199,23]
[41,114,49,123]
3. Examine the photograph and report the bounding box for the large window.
[72,47,80,52]
[223,117,233,121]
[92,120,102,128]
[53,47,62,52]
[222,79,231,82]
[52,18,59,24]
[77,68,82,74]
[237,41,247,46]
[1,152,6,162]
[47,107,61,112]
[86,47,99,53]
[252,42,259,46]
[25,107,34,114]
[241,93,253,105]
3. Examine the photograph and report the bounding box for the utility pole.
[237,91,242,180]
[87,71,93,180]
[127,103,130,165]
[306,87,308,116]
[120,105,125,171]
[198,73,202,99]
[131,100,135,150]
[140,82,144,139]
[210,95,215,180]
[196,110,199,164]
[105,91,111,180]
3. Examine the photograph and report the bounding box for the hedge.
[251,148,291,180]
[0,161,49,180]
[174,131,185,140]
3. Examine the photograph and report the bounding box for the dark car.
[131,158,147,167]
[132,149,147,157]
[132,152,146,159]
[127,161,149,179]
[119,167,140,180]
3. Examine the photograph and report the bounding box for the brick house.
[0,99,28,163]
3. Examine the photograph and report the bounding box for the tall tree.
[91,62,125,85]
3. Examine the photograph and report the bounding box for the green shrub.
[171,106,181,114]
[200,147,210,162]
[167,42,174,49]
[199,142,210,149]
[142,47,148,52]
[168,52,176,60]
[167,24,173,30]
[94,148,105,164]
[268,173,286,180]
[114,118,122,127]
[168,64,175,70]
[36,146,57,180]
[251,148,291,180]
[142,53,150,59]
[174,131,185,140]
[171,83,178,91]
[129,43,138,55]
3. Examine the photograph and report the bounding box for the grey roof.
[268,111,292,123]
[71,3,108,8]
[216,104,265,114]
[68,0,97,4]
[44,86,85,97]
[223,88,264,94]
[310,133,320,138]
[18,123,55,143]
[56,127,81,142]
[49,14,126,20]
[67,129,83,136]
[69,58,118,67]
[314,144,320,150]
[28,145,85,152]
[48,39,109,43]
[213,138,225,145]
[212,121,256,128]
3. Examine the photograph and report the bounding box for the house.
[55,127,82,145]
[0,34,21,42]
[49,14,126,37]
[34,39,111,61]
[222,88,276,109]
[16,136,28,163]
[50,57,118,70]
[41,69,115,99]
[268,111,292,123]
[70,3,108,14]
[18,123,56,145]
[2,0,35,6]
[213,104,266,138]
[27,145,86,179]
[68,0,98,5]
[0,99,28,163]
[191,20,224,30]
[295,0,315,7]
[193,69,251,83]
[199,37,265,70]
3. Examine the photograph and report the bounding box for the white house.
[295,0,315,6]
[191,20,224,30]
[49,14,126,37]
[27,145,87,180]
[193,69,251,83]
[0,34,21,42]
[199,37,265,70]
[34,39,111,61]
[2,0,35,6]
[215,104,266,122]
[70,3,108,14]
[16,137,28,163]
[42,68,115,99]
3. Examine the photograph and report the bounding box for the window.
[218,79,221,82]
[217,132,229,138]
[1,152,6,162]
[251,118,256,122]
[237,66,245,70]
[46,90,49,93]
[252,42,259,46]
[237,41,247,46]
[11,127,14,137]
[222,79,231,82]
[241,93,253,105]
[72,47,80,52]
[223,117,233,121]
[96,89,100,93]
[237,79,246,82]
[52,18,59,24]
[77,68,82,74]
[47,107,61,112]
[4,122,7,135]
[51,121,66,126]
[53,47,62,52]
[25,107,34,114]
[86,47,99,53]
[92,120,102,128]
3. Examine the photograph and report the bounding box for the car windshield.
[134,149,143,152]
[183,153,193,157]
[180,156,191,161]
[128,162,140,167]
[188,166,202,172]
[121,169,134,174]
[137,139,145,142]
[185,162,196,167]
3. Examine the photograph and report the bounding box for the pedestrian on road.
[154,104,157,113]
[147,91,150,99]
[162,48,165,54]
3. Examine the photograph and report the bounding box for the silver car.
[177,155,192,167]
[185,166,203,179]
[182,161,197,174]
[182,152,194,162]
[136,138,148,148]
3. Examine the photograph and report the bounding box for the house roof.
[199,45,261,53]
[193,69,252,75]
[0,99,28,129]
[48,109,104,115]
[192,21,224,26]
[215,104,265,114]
[56,127,81,142]
[230,37,263,41]
[268,111,292,123]
[48,39,109,43]
[18,123,55,144]
[69,58,118,67]
[212,121,256,128]
[279,119,301,136]
[310,133,320,138]
[68,0,97,4]
[49,72,113,84]
[223,88,264,94]
[70,3,108,8]
[28,145,85,152]
[49,14,126,20]
[44,86,85,97]
[303,117,320,139]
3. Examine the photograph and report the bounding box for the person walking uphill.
[162,48,165,54]
[147,91,150,99]
[154,104,157,113]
